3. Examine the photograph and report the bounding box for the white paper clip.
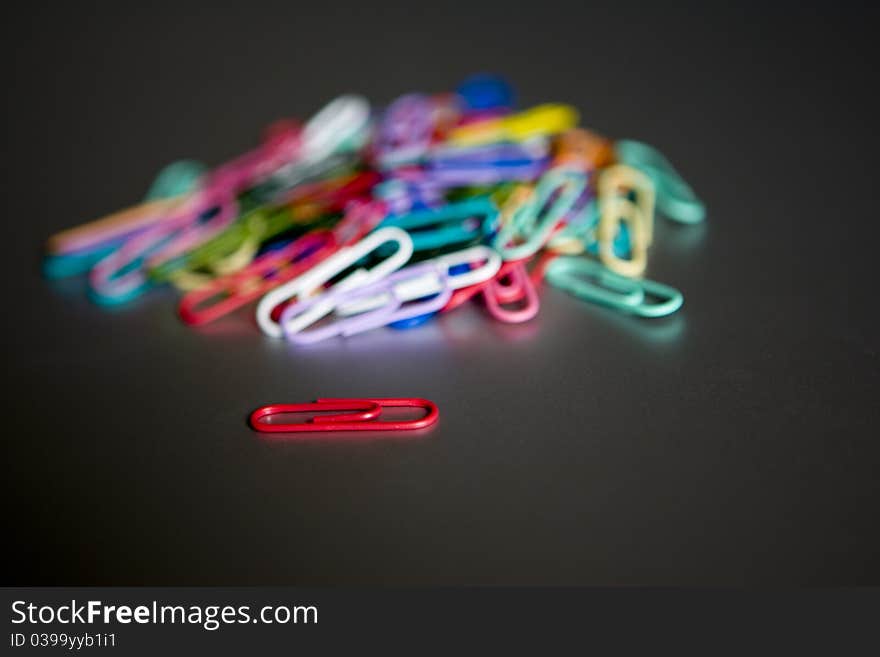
[335,244,501,317]
[256,226,413,338]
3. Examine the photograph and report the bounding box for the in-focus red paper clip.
[249,398,439,433]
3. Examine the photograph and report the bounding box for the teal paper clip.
[143,160,207,201]
[493,169,587,260]
[586,223,631,258]
[615,140,705,225]
[545,256,683,318]
[379,197,497,252]
[43,244,118,279]
[551,200,632,258]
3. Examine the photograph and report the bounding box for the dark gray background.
[3,1,878,585]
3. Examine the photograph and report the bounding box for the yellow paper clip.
[448,104,579,147]
[596,164,655,277]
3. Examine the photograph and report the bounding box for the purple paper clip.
[374,94,435,170]
[279,262,453,344]
[425,142,551,186]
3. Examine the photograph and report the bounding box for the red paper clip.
[443,259,523,313]
[283,170,382,215]
[249,398,439,433]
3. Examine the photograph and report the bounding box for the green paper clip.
[143,160,207,201]
[615,140,706,225]
[148,205,300,287]
[492,168,587,260]
[545,256,683,318]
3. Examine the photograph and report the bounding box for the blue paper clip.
[456,74,515,111]
[425,142,550,187]
[379,196,498,252]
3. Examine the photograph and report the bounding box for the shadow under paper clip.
[566,297,687,346]
[254,424,438,443]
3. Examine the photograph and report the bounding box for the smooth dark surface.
[3,2,878,585]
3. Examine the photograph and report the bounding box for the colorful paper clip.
[249,398,439,433]
[256,226,413,338]
[425,141,550,186]
[43,161,206,279]
[279,262,453,343]
[545,256,683,318]
[374,94,436,170]
[448,103,579,147]
[456,73,515,111]
[373,174,446,214]
[299,95,371,164]
[149,205,295,289]
[334,244,501,317]
[88,124,301,305]
[443,258,539,323]
[482,261,540,323]
[46,75,706,350]
[178,200,387,326]
[492,168,587,260]
[379,196,498,252]
[615,140,706,225]
[597,196,649,278]
[177,231,335,326]
[553,128,614,172]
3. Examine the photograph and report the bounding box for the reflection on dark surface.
[570,302,687,346]
[254,424,438,444]
[656,217,708,253]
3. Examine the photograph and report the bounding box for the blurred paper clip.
[47,74,707,343]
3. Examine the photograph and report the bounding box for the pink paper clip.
[89,123,302,305]
[482,261,540,323]
[442,258,540,323]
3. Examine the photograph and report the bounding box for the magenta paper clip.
[279,262,453,344]
[146,123,301,269]
[88,123,301,305]
[88,187,238,305]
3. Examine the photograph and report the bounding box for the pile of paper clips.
[45,74,705,342]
